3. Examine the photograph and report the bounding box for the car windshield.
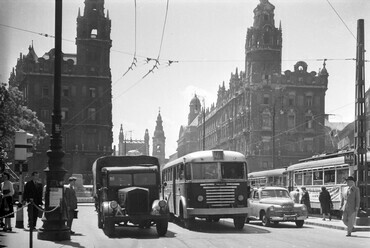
[261,189,290,198]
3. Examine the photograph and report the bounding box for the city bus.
[248,168,287,188]
[286,151,356,217]
[161,150,249,230]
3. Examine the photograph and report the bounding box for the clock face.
[156,144,161,152]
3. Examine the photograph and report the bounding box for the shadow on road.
[103,225,177,239]
[172,218,270,234]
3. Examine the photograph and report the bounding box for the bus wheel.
[156,219,168,236]
[295,220,304,228]
[212,217,220,222]
[233,217,245,230]
[184,218,194,230]
[261,212,271,227]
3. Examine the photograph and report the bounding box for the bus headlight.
[237,195,244,201]
[110,201,118,209]
[197,195,204,202]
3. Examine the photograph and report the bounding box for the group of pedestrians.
[0,171,78,234]
[289,186,311,216]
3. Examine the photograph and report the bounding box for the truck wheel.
[156,219,168,236]
[233,217,245,230]
[295,220,304,228]
[104,220,115,237]
[261,212,271,227]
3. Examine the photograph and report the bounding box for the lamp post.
[272,93,284,169]
[38,0,70,241]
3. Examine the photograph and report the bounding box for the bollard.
[15,201,24,228]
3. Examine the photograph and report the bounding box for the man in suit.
[340,176,360,237]
[23,171,43,229]
[65,176,78,234]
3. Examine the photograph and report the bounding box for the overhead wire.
[325,0,356,40]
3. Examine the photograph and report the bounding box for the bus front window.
[192,162,218,180]
[221,162,244,179]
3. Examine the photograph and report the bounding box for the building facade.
[179,0,329,172]
[117,124,149,156]
[12,0,113,182]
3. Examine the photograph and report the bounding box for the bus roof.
[102,166,158,173]
[163,150,246,170]
[248,168,287,178]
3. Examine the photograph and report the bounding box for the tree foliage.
[0,79,47,149]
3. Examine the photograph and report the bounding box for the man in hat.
[65,176,78,234]
[340,176,360,236]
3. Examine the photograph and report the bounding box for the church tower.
[152,111,166,166]
[76,0,112,76]
[188,94,201,125]
[245,0,282,82]
[118,124,124,155]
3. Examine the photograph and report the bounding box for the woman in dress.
[0,172,15,232]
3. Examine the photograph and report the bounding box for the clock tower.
[152,111,166,166]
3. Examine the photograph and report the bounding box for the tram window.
[185,164,191,180]
[192,162,218,180]
[295,172,303,185]
[324,169,335,185]
[313,170,323,185]
[304,171,313,185]
[178,164,184,180]
[336,168,349,184]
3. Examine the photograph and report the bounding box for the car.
[247,187,308,228]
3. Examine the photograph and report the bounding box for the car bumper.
[269,214,307,222]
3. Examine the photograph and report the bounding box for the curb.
[305,220,370,231]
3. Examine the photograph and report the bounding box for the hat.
[68,176,77,182]
[345,176,356,182]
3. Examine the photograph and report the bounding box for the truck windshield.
[134,173,156,186]
[221,162,245,179]
[109,173,157,186]
[109,174,132,187]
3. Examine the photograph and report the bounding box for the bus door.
[172,165,177,215]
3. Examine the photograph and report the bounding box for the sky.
[1,0,370,158]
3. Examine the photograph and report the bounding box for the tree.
[0,79,47,155]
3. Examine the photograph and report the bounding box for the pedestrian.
[65,176,78,235]
[0,172,15,232]
[0,173,5,228]
[23,171,43,229]
[319,186,332,221]
[340,176,360,237]
[290,188,300,203]
[300,187,311,216]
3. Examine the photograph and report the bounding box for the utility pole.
[354,19,369,225]
[202,98,206,151]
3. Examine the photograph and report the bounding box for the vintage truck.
[92,155,169,237]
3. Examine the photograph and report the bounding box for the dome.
[190,94,201,107]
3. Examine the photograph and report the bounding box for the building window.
[61,108,69,120]
[263,94,269,105]
[288,93,295,106]
[287,112,295,129]
[88,108,96,120]
[41,109,50,120]
[262,110,271,130]
[62,86,69,97]
[89,88,96,97]
[306,95,313,106]
[91,29,97,38]
[42,87,49,97]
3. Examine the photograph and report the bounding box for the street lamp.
[38,0,70,241]
[272,93,284,169]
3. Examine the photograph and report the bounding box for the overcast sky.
[1,0,369,157]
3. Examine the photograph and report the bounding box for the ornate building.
[152,111,166,167]
[11,0,113,181]
[180,0,329,172]
[117,124,149,156]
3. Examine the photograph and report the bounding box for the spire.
[119,124,124,143]
[107,9,110,19]
[78,7,81,17]
[279,20,282,30]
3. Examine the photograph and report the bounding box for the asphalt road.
[1,204,369,248]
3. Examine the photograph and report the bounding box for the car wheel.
[98,211,103,229]
[273,221,279,226]
[261,212,271,227]
[233,217,245,230]
[295,220,304,228]
[156,219,168,236]
[103,219,115,237]
[245,218,250,224]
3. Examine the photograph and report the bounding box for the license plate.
[284,216,296,221]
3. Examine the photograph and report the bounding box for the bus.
[248,168,287,188]
[161,150,249,230]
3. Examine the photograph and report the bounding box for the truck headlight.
[158,200,166,208]
[110,201,118,209]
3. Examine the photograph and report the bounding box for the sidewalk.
[304,215,370,231]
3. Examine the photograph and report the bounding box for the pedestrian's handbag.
[73,209,78,219]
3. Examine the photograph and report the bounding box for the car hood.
[259,198,294,206]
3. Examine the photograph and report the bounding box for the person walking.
[65,176,78,235]
[290,188,300,203]
[340,176,360,237]
[319,186,332,221]
[23,171,43,229]
[0,172,15,232]
[300,187,311,217]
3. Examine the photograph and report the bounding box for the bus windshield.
[191,162,218,180]
[221,162,245,179]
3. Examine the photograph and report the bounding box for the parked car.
[247,187,308,227]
